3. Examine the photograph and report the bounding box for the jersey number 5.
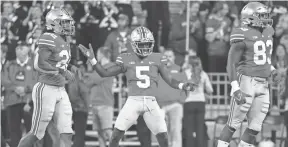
[56,50,70,70]
[136,66,150,88]
[253,40,273,65]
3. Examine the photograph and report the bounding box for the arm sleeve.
[158,55,181,89]
[229,28,245,44]
[226,41,246,82]
[92,62,124,77]
[34,35,59,74]
[203,72,213,94]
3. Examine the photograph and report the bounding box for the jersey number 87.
[56,50,70,70]
[253,40,273,65]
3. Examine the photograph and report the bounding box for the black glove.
[182,82,197,91]
[271,69,281,84]
[59,68,76,82]
[232,89,251,105]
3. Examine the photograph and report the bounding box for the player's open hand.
[182,82,197,91]
[232,89,251,105]
[78,44,95,60]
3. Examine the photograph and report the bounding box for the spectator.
[279,34,288,50]
[26,27,42,54]
[67,61,90,147]
[1,44,9,147]
[182,56,213,147]
[97,1,119,49]
[104,12,133,62]
[22,4,44,36]
[275,14,288,39]
[77,2,104,53]
[272,44,288,98]
[2,1,25,60]
[205,2,231,72]
[115,0,134,26]
[157,50,186,147]
[141,1,170,52]
[168,2,203,66]
[1,1,21,42]
[83,47,114,147]
[1,43,37,147]
[282,67,288,147]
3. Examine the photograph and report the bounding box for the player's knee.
[228,122,241,130]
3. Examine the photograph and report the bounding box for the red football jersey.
[230,26,274,78]
[116,52,168,96]
[35,32,71,86]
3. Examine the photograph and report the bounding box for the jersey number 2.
[56,50,70,70]
[253,40,272,65]
[136,66,150,88]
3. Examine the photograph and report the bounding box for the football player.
[17,9,76,147]
[217,2,281,147]
[78,26,197,147]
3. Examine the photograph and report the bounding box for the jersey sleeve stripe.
[230,34,244,37]
[116,60,123,63]
[39,39,54,43]
[230,37,245,42]
[38,42,56,47]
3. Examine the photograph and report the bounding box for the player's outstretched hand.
[78,44,95,60]
[182,82,197,91]
[270,69,282,84]
[232,89,251,105]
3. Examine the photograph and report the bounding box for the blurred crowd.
[2,1,288,147]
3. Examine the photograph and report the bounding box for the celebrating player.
[78,26,197,147]
[217,2,282,147]
[18,9,76,147]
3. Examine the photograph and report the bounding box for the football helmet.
[45,8,75,36]
[241,2,273,28]
[130,26,154,57]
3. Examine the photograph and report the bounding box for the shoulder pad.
[38,33,57,48]
[230,27,246,44]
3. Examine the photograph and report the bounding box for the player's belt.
[128,96,156,100]
[253,77,267,82]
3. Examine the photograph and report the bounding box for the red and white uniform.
[227,26,274,131]
[114,52,168,134]
[35,32,71,86]
[31,32,73,139]
[230,26,274,78]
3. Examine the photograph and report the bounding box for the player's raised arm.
[158,56,196,91]
[34,42,59,74]
[78,44,124,77]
